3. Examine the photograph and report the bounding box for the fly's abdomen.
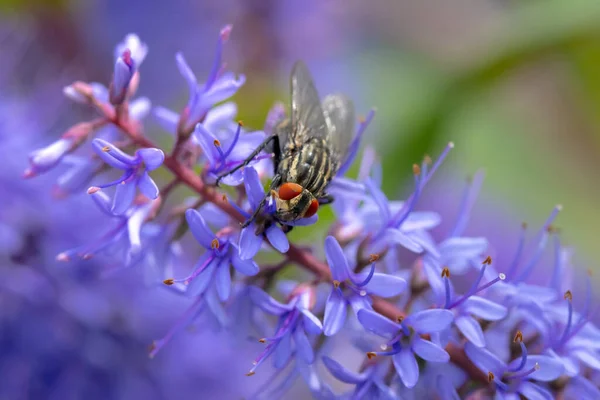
[278,139,336,195]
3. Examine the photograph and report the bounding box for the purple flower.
[24,137,74,177]
[357,308,453,388]
[246,284,323,376]
[235,167,293,260]
[88,138,164,214]
[109,34,147,105]
[437,265,507,348]
[194,123,271,186]
[167,209,259,301]
[114,33,148,67]
[322,356,397,399]
[465,334,564,399]
[56,191,157,263]
[176,25,245,134]
[323,236,407,336]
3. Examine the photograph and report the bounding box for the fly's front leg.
[215,134,277,186]
[241,174,282,229]
[318,193,334,205]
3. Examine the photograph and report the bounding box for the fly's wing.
[290,61,328,144]
[321,94,355,165]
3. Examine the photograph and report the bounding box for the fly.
[216,61,355,229]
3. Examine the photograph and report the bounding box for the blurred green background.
[2,0,599,286]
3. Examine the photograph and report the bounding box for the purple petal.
[323,288,347,336]
[215,260,231,301]
[436,375,460,400]
[185,209,214,248]
[440,237,488,274]
[324,236,350,282]
[393,348,419,388]
[111,56,134,102]
[384,228,423,253]
[464,342,507,376]
[412,337,450,362]
[242,167,266,209]
[249,286,294,316]
[300,309,323,335]
[407,309,454,334]
[238,225,263,260]
[186,257,217,297]
[573,348,600,370]
[193,124,218,165]
[322,356,366,384]
[199,73,245,110]
[462,296,507,321]
[565,377,600,400]
[518,382,553,400]
[90,191,113,216]
[365,178,390,221]
[348,294,372,315]
[136,148,164,171]
[455,315,485,347]
[266,225,289,254]
[401,211,441,231]
[153,106,178,135]
[365,273,407,297]
[137,171,159,199]
[274,331,292,369]
[204,102,237,133]
[175,52,197,97]
[111,181,136,215]
[130,97,151,120]
[231,249,259,276]
[357,309,399,338]
[92,139,136,169]
[293,328,314,363]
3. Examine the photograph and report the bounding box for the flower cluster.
[26,25,600,400]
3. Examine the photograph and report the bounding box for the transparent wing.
[322,94,355,162]
[290,61,328,142]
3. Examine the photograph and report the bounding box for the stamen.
[149,296,204,358]
[98,168,135,189]
[509,330,528,372]
[221,122,243,161]
[369,253,380,262]
[507,223,527,278]
[483,256,492,265]
[514,205,562,282]
[204,25,231,91]
[163,278,175,285]
[412,164,421,176]
[488,372,495,383]
[449,270,505,309]
[183,255,216,284]
[367,352,377,359]
[56,252,70,262]
[423,155,432,165]
[549,234,562,291]
[87,186,101,194]
[102,146,111,152]
[450,170,484,238]
[442,267,453,309]
[506,363,539,381]
[351,262,375,287]
[557,290,574,347]
[333,280,341,289]
[337,108,376,176]
[258,338,266,343]
[211,238,220,249]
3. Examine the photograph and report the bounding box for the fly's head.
[272,182,319,222]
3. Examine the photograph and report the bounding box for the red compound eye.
[304,199,319,218]
[279,182,303,200]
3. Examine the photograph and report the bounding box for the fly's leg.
[318,193,334,205]
[281,225,294,234]
[215,134,280,186]
[241,174,282,229]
